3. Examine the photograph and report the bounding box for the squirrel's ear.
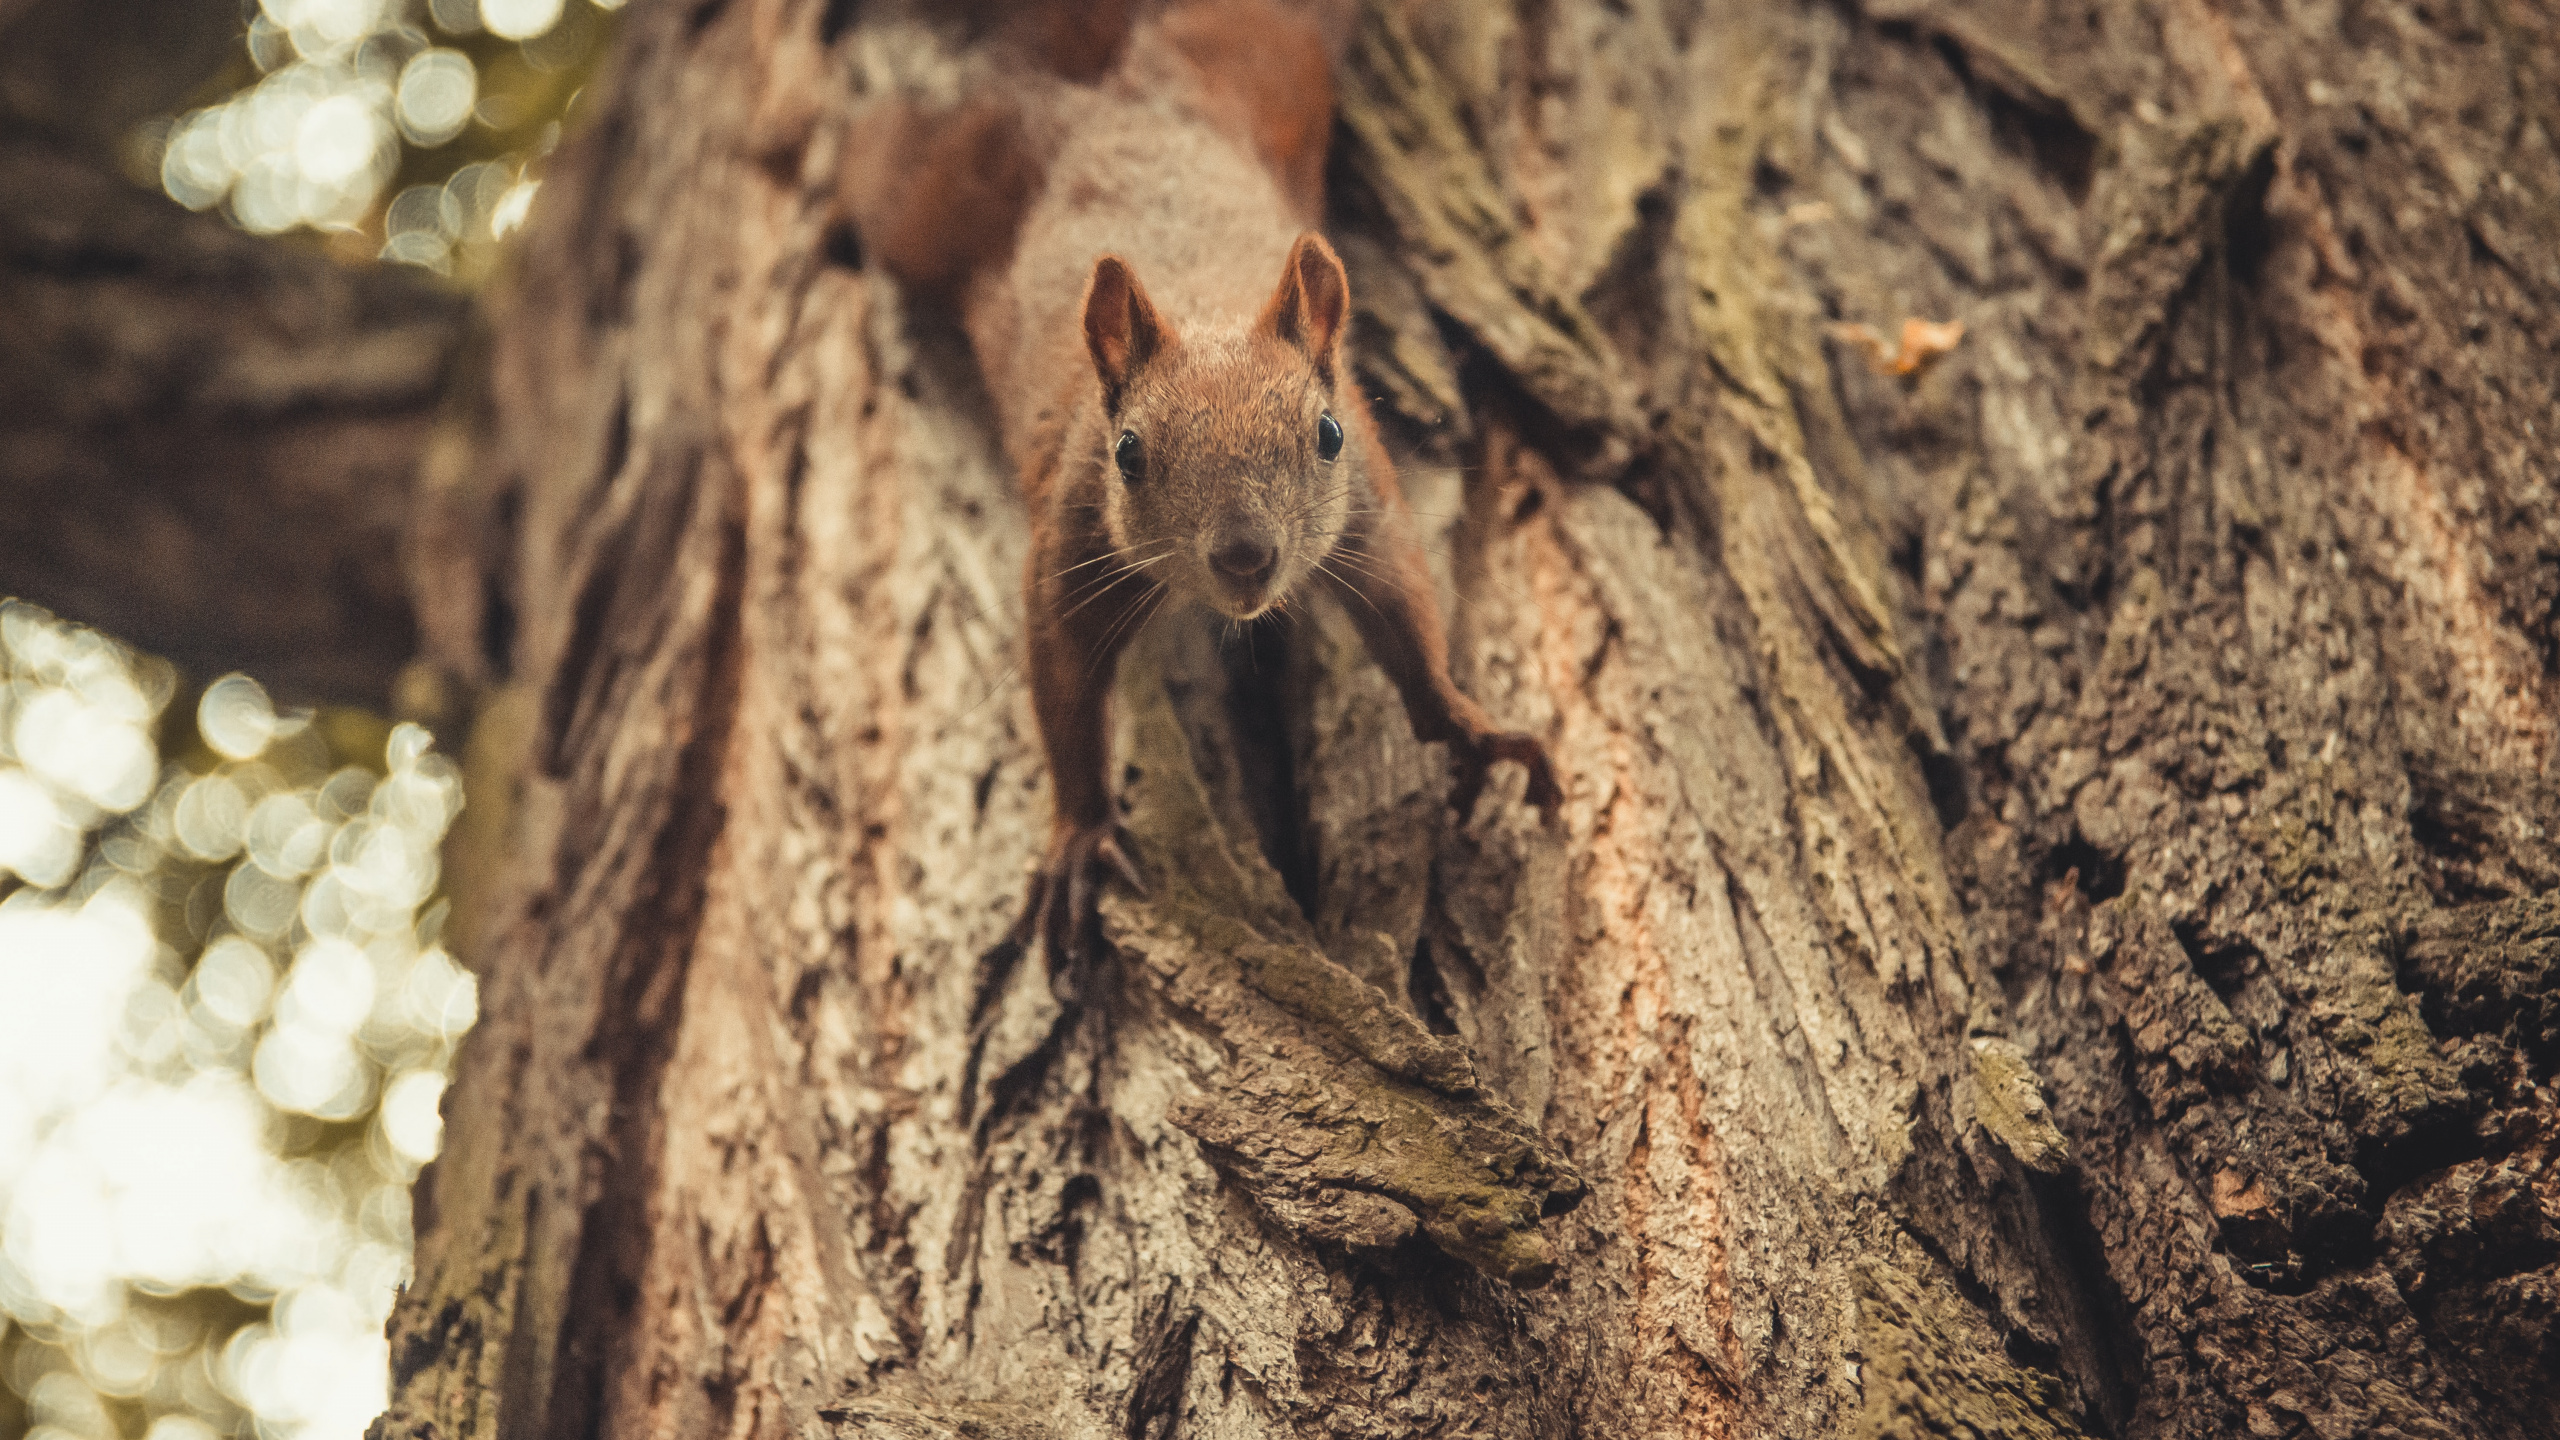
[1259,232,1348,384]
[1083,255,1167,409]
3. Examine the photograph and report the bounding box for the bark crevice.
[357,0,2560,1434]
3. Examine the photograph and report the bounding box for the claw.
[1046,908,1082,1002]
[1064,845,1097,962]
[1016,820,1149,995]
[1007,870,1051,951]
[1096,829,1147,895]
[1498,734,1564,822]
[1449,730,1564,825]
[1450,759,1489,821]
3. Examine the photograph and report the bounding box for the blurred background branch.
[0,138,463,710]
[0,0,240,161]
[0,0,469,711]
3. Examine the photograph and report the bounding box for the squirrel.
[844,0,1562,967]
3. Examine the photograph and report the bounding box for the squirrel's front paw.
[1009,821,1147,997]
[1449,730,1563,824]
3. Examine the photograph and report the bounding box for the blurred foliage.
[0,4,613,1434]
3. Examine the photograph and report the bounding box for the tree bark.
[354,0,2559,1437]
[0,0,469,710]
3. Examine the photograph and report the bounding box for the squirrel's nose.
[1209,534,1278,584]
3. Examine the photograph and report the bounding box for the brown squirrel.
[846,1,1561,965]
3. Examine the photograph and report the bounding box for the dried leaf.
[1831,316,1967,376]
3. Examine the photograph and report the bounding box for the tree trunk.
[377,1,2560,1437]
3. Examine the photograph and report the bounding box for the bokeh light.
[0,603,473,1440]
[147,0,619,278]
[480,0,564,42]
[393,49,475,146]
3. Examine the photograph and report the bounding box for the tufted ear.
[1257,231,1348,385]
[1082,255,1169,411]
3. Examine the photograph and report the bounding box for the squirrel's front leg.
[1318,511,1563,824]
[1012,523,1155,986]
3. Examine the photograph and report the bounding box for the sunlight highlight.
[150,0,615,267]
[0,604,472,1440]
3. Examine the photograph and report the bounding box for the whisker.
[1335,501,1477,528]
[1045,543,1153,585]
[1048,539,1176,593]
[1331,511,1522,568]
[1084,583,1170,689]
[1058,577,1135,627]
[1057,546,1176,625]
[1075,601,1130,693]
[1313,545,1396,584]
[1321,533,1539,612]
[957,658,1027,721]
[1312,558,1393,628]
[1048,552,1145,610]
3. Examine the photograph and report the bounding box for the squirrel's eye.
[1114,430,1144,481]
[1315,412,1344,462]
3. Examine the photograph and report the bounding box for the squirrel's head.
[1080,232,1355,621]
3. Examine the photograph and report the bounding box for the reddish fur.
[841,0,1559,967]
[1081,256,1167,408]
[840,97,1042,298]
[843,0,1340,298]
[1153,0,1336,220]
[1004,0,1140,83]
[1256,232,1348,382]
[946,0,1140,83]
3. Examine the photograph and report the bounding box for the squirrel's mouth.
[1204,574,1280,620]
[1202,530,1284,617]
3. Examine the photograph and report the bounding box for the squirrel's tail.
[839,93,1045,299]
[1144,0,1342,223]
[837,0,1136,298]
[838,0,1353,295]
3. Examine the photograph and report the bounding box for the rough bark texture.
[372,1,2560,1438]
[0,0,467,709]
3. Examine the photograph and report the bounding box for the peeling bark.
[374,1,2560,1438]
